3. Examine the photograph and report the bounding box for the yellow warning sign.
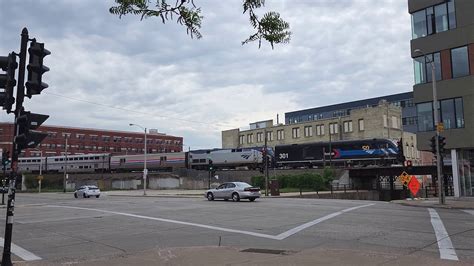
[436,123,444,132]
[37,175,43,180]
[399,171,410,185]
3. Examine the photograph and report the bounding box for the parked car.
[74,185,101,198]
[205,182,260,202]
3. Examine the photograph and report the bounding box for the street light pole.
[130,123,147,196]
[414,49,444,204]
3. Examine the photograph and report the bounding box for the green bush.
[251,175,265,188]
[275,172,333,191]
[24,174,64,190]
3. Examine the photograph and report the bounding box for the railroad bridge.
[349,165,454,201]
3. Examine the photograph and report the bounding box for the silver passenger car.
[74,185,101,198]
[205,182,261,202]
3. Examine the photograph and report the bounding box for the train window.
[60,158,64,161]
[79,166,83,169]
[27,160,31,163]
[199,159,206,163]
[79,158,83,161]
[192,159,199,163]
[74,158,78,161]
[54,158,58,162]
[95,157,99,160]
[237,149,242,152]
[231,149,235,152]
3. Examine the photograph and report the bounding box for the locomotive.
[14,138,400,173]
[275,138,399,168]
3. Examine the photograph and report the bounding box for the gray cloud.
[0,0,413,149]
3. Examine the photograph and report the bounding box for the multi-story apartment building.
[0,123,183,157]
[408,0,473,197]
[222,103,422,165]
[285,92,417,133]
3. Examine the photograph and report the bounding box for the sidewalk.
[391,197,474,209]
[18,246,470,266]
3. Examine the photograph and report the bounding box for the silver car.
[74,185,101,198]
[205,182,261,202]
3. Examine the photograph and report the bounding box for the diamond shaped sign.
[408,176,421,196]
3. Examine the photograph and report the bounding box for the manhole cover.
[241,248,289,255]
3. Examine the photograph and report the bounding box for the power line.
[44,91,235,128]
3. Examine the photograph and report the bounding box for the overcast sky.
[0,0,413,150]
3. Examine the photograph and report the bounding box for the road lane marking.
[463,210,474,216]
[0,238,42,261]
[275,203,374,240]
[428,208,458,261]
[45,203,374,240]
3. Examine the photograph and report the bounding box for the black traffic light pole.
[2,28,28,266]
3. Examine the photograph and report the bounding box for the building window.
[383,115,388,127]
[256,132,263,143]
[417,102,434,132]
[343,121,352,133]
[277,130,284,140]
[304,126,313,137]
[292,127,300,139]
[411,0,456,40]
[440,98,464,129]
[402,116,418,126]
[266,131,273,141]
[358,119,364,131]
[413,52,441,84]
[316,125,324,136]
[451,46,469,78]
[454,98,464,128]
[391,116,399,129]
[329,123,338,135]
[239,135,244,145]
[247,134,253,144]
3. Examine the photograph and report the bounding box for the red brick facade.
[440,49,452,80]
[0,123,183,157]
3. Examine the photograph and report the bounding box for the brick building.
[0,123,183,157]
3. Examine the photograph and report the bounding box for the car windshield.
[235,182,251,188]
[88,186,99,190]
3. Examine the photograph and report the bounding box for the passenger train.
[14,138,400,173]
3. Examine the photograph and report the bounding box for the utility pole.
[63,135,68,193]
[264,130,269,196]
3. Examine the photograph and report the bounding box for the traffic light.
[0,53,17,113]
[1,150,11,168]
[438,135,446,154]
[25,41,50,98]
[14,110,49,151]
[430,136,437,154]
[396,139,405,164]
[208,159,213,171]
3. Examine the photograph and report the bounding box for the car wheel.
[207,192,214,201]
[96,195,100,198]
[249,198,256,202]
[232,193,240,202]
[74,193,78,199]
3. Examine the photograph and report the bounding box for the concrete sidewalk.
[391,197,474,209]
[18,246,470,266]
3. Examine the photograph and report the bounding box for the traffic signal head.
[208,159,213,171]
[438,136,446,154]
[430,136,436,154]
[1,150,11,167]
[14,110,49,151]
[25,41,50,98]
[0,53,17,113]
[396,139,405,163]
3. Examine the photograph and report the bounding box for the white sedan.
[74,185,101,198]
[205,182,261,202]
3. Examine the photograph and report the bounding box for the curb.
[391,201,474,210]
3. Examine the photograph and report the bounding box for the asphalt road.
[0,193,473,265]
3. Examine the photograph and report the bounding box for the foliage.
[252,172,333,191]
[24,174,64,190]
[251,175,265,188]
[109,0,291,48]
